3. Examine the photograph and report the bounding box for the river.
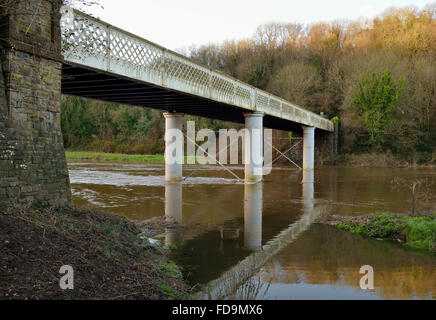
[68,162,435,300]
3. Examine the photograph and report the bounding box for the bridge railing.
[60,9,333,132]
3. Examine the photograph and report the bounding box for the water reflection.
[198,175,323,299]
[163,180,266,252]
[68,162,436,300]
[302,170,314,212]
[164,182,183,247]
[244,182,263,251]
[165,182,183,223]
[239,224,435,300]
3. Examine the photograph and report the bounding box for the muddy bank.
[0,204,190,300]
[135,216,208,239]
[317,213,436,253]
[329,152,435,168]
[317,214,377,226]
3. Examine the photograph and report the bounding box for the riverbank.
[0,204,190,299]
[66,151,165,164]
[65,151,202,164]
[331,152,435,167]
[318,214,436,254]
[66,150,435,167]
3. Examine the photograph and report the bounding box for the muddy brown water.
[69,162,436,300]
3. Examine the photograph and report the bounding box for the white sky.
[83,0,432,51]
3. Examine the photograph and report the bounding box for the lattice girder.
[60,8,333,132]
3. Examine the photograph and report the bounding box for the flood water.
[69,162,436,300]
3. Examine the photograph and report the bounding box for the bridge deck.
[60,9,333,133]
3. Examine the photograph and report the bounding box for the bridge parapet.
[61,9,333,132]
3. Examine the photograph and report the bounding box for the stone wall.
[0,0,72,207]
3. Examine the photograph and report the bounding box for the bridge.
[0,0,334,206]
[60,10,332,133]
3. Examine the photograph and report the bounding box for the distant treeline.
[61,4,436,163]
[60,96,234,154]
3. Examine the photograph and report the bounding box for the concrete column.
[164,113,184,182]
[244,113,264,183]
[244,182,263,251]
[302,126,315,170]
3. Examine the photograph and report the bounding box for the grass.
[156,280,191,299]
[158,262,183,279]
[66,151,203,164]
[337,214,436,253]
[66,151,165,163]
[157,283,174,294]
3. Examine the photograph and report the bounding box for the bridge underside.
[62,63,308,134]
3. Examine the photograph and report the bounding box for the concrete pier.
[244,113,264,183]
[302,126,315,170]
[164,113,184,182]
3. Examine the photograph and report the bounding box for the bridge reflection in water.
[244,183,263,251]
[164,182,183,246]
[67,163,436,300]
[161,172,321,299]
[200,173,322,299]
[163,180,267,251]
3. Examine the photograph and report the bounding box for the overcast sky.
[82,0,432,51]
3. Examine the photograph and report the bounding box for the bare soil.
[134,216,207,238]
[0,204,189,300]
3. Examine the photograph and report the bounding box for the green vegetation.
[60,4,436,165]
[61,97,164,154]
[156,282,190,299]
[66,151,165,163]
[157,283,174,294]
[168,244,179,251]
[66,151,202,164]
[352,71,404,150]
[61,96,235,156]
[187,5,436,162]
[337,215,436,253]
[158,262,183,279]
